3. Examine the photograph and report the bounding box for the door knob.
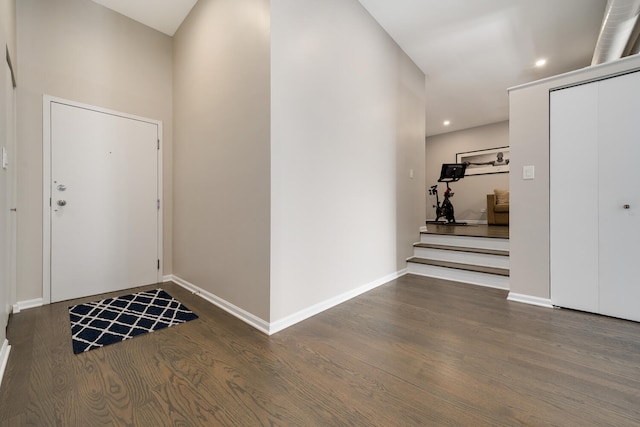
[57,200,67,206]
[624,204,630,209]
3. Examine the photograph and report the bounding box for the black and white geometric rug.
[69,288,198,354]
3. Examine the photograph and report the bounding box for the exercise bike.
[429,183,457,223]
[426,163,467,226]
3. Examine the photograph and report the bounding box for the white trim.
[0,339,11,388]
[167,269,408,335]
[169,275,271,334]
[407,263,509,290]
[269,269,408,334]
[420,234,509,251]
[43,96,51,304]
[411,247,509,269]
[6,62,17,314]
[42,95,163,304]
[156,120,164,284]
[508,55,640,92]
[507,292,553,308]
[162,274,173,283]
[12,298,44,313]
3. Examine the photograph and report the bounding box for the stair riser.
[420,234,509,251]
[412,247,509,269]
[407,263,510,290]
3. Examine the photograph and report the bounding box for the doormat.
[69,288,198,354]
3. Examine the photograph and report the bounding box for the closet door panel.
[550,83,599,312]
[598,71,640,322]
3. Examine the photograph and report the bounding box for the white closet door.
[550,82,600,312]
[598,71,640,322]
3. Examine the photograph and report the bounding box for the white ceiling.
[358,0,608,135]
[92,0,608,136]
[90,0,197,36]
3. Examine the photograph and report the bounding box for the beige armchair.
[487,190,509,225]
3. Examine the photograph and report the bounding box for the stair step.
[413,243,508,257]
[420,233,509,251]
[406,257,510,290]
[412,244,509,269]
[407,257,509,277]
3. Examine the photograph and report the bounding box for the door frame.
[42,95,163,304]
[6,54,16,313]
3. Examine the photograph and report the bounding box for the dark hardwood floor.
[1,275,640,426]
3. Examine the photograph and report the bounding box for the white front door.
[49,100,160,302]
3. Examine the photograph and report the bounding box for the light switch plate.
[1,147,7,169]
[523,165,535,180]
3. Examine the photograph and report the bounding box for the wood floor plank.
[2,277,640,426]
[424,224,510,238]
[0,310,36,421]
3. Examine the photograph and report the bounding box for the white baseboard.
[12,298,44,314]
[269,269,407,334]
[167,275,271,334]
[0,339,11,388]
[507,292,553,308]
[165,269,408,335]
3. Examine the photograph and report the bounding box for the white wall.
[172,0,271,321]
[16,0,173,302]
[13,0,425,331]
[425,121,509,222]
[509,54,640,300]
[270,0,426,322]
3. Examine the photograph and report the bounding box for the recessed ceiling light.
[535,58,547,67]
[443,120,451,126]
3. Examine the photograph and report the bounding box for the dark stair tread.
[413,243,508,257]
[407,257,510,277]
